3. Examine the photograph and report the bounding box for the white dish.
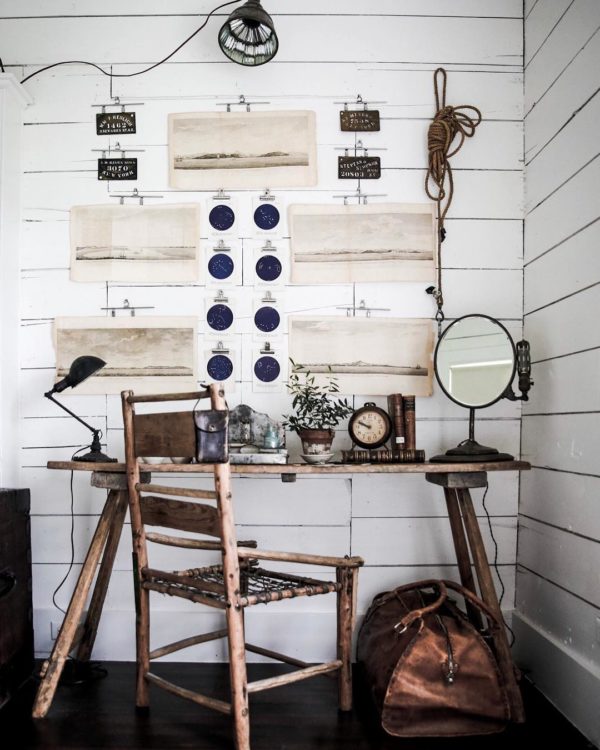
[300,452,335,465]
[139,457,193,465]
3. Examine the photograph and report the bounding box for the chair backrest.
[121,385,240,570]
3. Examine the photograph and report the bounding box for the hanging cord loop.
[425,68,482,230]
[425,68,482,335]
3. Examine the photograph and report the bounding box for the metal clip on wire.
[426,286,445,337]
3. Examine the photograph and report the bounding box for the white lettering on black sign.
[338,156,381,180]
[97,158,138,180]
[96,112,136,135]
[340,110,380,132]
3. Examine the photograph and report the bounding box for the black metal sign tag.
[340,109,380,132]
[97,158,138,180]
[338,156,381,180]
[96,111,136,135]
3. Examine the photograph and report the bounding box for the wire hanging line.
[20,0,240,85]
[425,67,482,335]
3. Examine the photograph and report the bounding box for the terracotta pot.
[298,428,334,455]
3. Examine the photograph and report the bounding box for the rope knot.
[425,69,482,227]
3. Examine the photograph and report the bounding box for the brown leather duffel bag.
[357,579,520,737]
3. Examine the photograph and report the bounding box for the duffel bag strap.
[442,579,503,631]
[362,578,445,624]
[393,580,448,633]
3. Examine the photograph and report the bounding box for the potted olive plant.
[283,360,353,459]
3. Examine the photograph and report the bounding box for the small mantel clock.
[348,402,392,450]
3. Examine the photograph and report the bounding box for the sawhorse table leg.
[426,471,525,723]
[32,470,143,719]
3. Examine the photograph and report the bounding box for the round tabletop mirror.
[431,315,517,463]
[434,314,516,409]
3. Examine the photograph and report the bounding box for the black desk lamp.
[44,355,117,463]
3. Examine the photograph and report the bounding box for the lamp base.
[73,449,118,463]
[430,439,514,464]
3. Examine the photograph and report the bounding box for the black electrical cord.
[481,483,516,647]
[48,467,110,686]
[20,0,240,85]
[51,470,77,615]
[0,58,5,73]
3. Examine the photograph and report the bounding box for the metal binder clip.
[213,290,229,303]
[333,186,387,205]
[221,94,270,112]
[92,97,144,114]
[335,140,387,156]
[213,239,231,253]
[336,299,390,318]
[100,298,154,317]
[110,188,163,206]
[212,188,232,201]
[333,93,387,111]
[212,341,230,354]
[92,142,145,158]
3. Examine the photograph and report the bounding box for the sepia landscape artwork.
[54,317,197,394]
[70,204,202,282]
[289,203,436,284]
[289,316,433,396]
[168,111,317,189]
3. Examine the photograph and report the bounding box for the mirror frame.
[433,314,517,410]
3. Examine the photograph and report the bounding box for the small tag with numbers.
[97,158,138,181]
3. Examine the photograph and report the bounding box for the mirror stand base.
[431,439,514,464]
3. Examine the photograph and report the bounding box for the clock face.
[349,406,392,449]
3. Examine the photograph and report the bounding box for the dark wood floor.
[1,662,594,750]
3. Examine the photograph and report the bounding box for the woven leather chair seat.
[143,563,340,607]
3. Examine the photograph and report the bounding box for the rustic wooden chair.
[121,384,363,750]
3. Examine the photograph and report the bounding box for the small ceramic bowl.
[139,457,193,465]
[300,452,335,465]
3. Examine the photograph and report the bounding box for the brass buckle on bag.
[394,615,421,635]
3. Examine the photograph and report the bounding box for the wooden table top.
[47,460,531,475]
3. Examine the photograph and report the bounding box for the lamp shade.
[218,0,278,66]
[53,355,106,393]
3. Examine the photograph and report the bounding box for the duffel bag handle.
[442,579,503,631]
[365,578,447,622]
[392,579,448,633]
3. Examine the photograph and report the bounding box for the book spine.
[403,395,416,451]
[387,393,405,448]
[342,449,425,464]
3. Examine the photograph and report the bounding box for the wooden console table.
[33,459,529,721]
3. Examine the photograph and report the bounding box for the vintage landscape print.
[168,111,317,189]
[54,317,197,394]
[289,316,433,396]
[289,203,436,284]
[70,204,202,283]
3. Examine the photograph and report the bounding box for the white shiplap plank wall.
[517,1,600,745]
[6,1,524,662]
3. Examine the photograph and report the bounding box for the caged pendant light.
[218,0,279,66]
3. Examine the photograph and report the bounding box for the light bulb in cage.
[219,0,278,66]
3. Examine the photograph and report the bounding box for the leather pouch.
[194,410,229,463]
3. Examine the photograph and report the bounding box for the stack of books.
[387,393,416,451]
[342,448,425,464]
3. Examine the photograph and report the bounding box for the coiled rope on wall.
[425,68,482,334]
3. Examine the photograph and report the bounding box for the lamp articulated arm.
[44,390,99,436]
